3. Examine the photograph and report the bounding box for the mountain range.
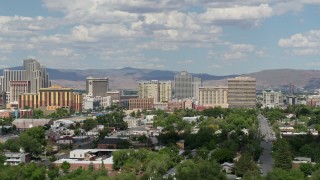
[1,67,320,91]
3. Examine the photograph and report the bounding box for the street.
[258,114,275,176]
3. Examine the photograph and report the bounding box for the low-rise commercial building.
[129,98,154,110]
[198,86,228,108]
[12,118,52,131]
[18,85,82,114]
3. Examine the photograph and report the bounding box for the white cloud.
[222,43,256,60]
[177,60,194,64]
[0,0,319,69]
[279,29,320,55]
[306,62,320,67]
[200,4,273,26]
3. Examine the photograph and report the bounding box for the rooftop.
[54,156,113,164]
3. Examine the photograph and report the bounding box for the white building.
[83,96,94,111]
[4,153,30,165]
[95,96,112,108]
[70,149,93,159]
[123,116,142,128]
[53,119,74,128]
[262,90,283,108]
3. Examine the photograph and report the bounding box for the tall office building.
[192,77,202,100]
[174,71,202,99]
[23,59,50,93]
[174,71,193,99]
[86,77,109,97]
[0,59,50,103]
[262,90,283,108]
[227,77,256,108]
[198,86,228,108]
[138,80,172,103]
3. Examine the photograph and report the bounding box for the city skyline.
[0,1,320,75]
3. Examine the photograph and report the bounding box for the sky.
[0,0,320,75]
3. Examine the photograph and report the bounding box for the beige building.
[138,80,172,103]
[227,77,256,108]
[198,86,228,108]
[19,85,82,114]
[262,90,283,108]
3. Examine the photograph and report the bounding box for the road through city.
[258,114,275,176]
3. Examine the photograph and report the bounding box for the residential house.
[221,162,234,174]
[56,136,75,145]
[292,157,314,169]
[128,126,148,136]
[45,130,59,141]
[4,153,30,165]
[98,137,126,149]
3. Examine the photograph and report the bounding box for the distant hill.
[247,69,320,90]
[2,67,320,90]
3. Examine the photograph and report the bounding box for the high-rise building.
[262,90,283,108]
[227,77,256,108]
[192,77,202,100]
[0,59,50,103]
[138,80,172,103]
[174,71,202,99]
[159,81,172,103]
[86,77,109,97]
[198,86,228,108]
[18,85,82,114]
[9,81,31,103]
[23,59,50,93]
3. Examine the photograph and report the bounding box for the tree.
[83,119,98,131]
[33,109,45,119]
[113,150,131,170]
[112,172,138,180]
[274,139,292,170]
[19,133,42,156]
[61,161,71,173]
[0,154,6,164]
[211,148,235,164]
[136,110,142,118]
[56,108,69,117]
[266,168,305,180]
[0,143,4,152]
[4,139,20,152]
[235,153,259,177]
[48,167,59,179]
[300,163,313,176]
[74,128,81,136]
[176,160,200,180]
[25,126,46,146]
[176,159,226,180]
[311,169,320,180]
[137,135,148,144]
[130,111,136,117]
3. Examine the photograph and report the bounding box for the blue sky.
[0,0,320,75]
